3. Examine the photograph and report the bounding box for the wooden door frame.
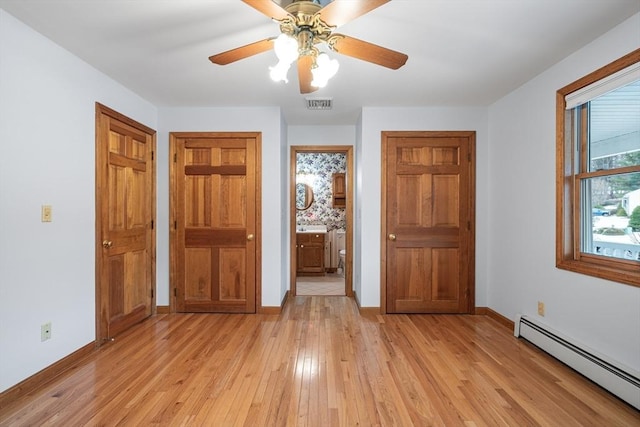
[290,146,354,297]
[380,131,476,314]
[169,132,262,313]
[95,103,157,345]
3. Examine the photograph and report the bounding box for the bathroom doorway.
[290,146,353,297]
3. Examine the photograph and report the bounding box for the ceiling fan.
[209,0,408,94]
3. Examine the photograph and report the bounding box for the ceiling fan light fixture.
[270,33,299,83]
[269,62,291,83]
[273,33,299,64]
[311,52,339,88]
[210,0,407,94]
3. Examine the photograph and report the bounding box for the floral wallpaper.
[296,152,346,231]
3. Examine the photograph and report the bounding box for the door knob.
[247,234,254,241]
[102,240,113,248]
[388,234,396,241]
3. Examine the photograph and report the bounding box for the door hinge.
[173,153,177,163]
[174,220,177,230]
[174,288,177,297]
[151,151,154,161]
[151,288,154,298]
[151,220,154,230]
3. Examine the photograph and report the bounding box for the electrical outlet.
[41,205,52,222]
[537,301,545,317]
[41,322,52,341]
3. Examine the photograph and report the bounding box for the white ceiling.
[1,0,638,125]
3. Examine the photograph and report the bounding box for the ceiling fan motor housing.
[280,0,335,57]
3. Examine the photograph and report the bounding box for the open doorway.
[290,146,353,297]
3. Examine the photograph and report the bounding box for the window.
[556,49,640,287]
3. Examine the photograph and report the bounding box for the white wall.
[354,116,364,304]
[156,107,286,308]
[487,13,640,371]
[358,108,490,308]
[280,116,290,299]
[288,125,356,147]
[0,10,157,391]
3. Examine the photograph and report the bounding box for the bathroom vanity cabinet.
[296,233,325,276]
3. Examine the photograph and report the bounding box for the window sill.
[556,257,640,288]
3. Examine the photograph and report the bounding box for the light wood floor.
[1,296,638,426]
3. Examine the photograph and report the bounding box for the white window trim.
[565,62,640,109]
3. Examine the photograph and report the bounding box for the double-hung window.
[556,49,640,287]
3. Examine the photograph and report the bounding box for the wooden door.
[96,104,156,342]
[382,131,475,314]
[171,132,260,313]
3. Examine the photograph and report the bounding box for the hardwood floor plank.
[1,296,638,426]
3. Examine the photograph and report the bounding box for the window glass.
[588,80,640,172]
[576,81,640,261]
[583,173,640,260]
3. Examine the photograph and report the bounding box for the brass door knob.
[388,234,396,241]
[247,234,254,241]
[102,240,113,248]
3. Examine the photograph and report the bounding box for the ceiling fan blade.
[318,0,389,28]
[297,55,317,94]
[242,0,290,20]
[209,39,274,65]
[330,35,408,70]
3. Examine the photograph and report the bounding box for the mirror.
[296,183,314,211]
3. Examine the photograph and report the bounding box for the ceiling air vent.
[305,98,333,110]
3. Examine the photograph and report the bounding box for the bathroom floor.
[296,273,345,296]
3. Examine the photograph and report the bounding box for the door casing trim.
[290,146,354,297]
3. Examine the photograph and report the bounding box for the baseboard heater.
[514,315,640,410]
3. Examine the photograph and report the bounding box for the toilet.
[335,229,346,276]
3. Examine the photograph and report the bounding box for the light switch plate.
[41,205,52,222]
